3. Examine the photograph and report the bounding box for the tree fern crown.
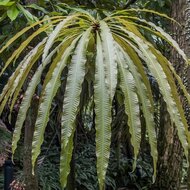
[0,8,190,189]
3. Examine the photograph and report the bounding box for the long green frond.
[100,20,117,100]
[113,34,154,105]
[116,42,157,178]
[117,44,141,171]
[11,43,61,157]
[60,131,75,188]
[61,28,91,148]
[126,31,188,160]
[94,32,112,190]
[0,40,45,115]
[32,36,79,169]
[9,40,46,113]
[42,15,79,61]
[0,16,64,54]
[125,18,187,62]
[117,22,190,150]
[150,48,190,145]
[109,9,178,24]
[0,19,62,77]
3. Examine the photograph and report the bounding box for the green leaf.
[150,47,190,146]
[32,36,79,170]
[25,4,48,14]
[60,130,75,188]
[0,16,64,54]
[126,30,189,161]
[111,8,178,24]
[0,63,22,115]
[95,32,112,190]
[119,22,189,156]
[100,20,117,100]
[61,28,91,149]
[42,15,77,61]
[9,41,45,113]
[7,5,19,21]
[0,39,45,115]
[12,40,62,157]
[117,44,141,171]
[113,33,154,105]
[114,32,157,178]
[17,3,37,22]
[12,34,76,159]
[122,43,157,178]
[0,0,14,6]
[0,19,62,77]
[127,17,187,62]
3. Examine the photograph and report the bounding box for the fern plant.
[0,8,190,189]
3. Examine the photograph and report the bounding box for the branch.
[124,0,138,9]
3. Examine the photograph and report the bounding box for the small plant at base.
[10,180,26,190]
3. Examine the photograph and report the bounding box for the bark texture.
[23,99,38,190]
[172,0,190,189]
[23,0,39,189]
[153,0,190,189]
[153,103,183,189]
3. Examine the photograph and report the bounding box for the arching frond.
[61,28,92,149]
[150,48,190,145]
[117,44,141,170]
[59,28,92,187]
[109,15,188,69]
[12,35,78,157]
[42,15,79,61]
[126,31,189,160]
[100,21,117,99]
[11,45,58,156]
[0,16,64,54]
[32,36,80,169]
[0,19,62,76]
[109,8,178,24]
[94,32,112,190]
[116,43,157,178]
[9,40,46,113]
[0,39,46,114]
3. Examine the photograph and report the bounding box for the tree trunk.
[153,0,190,189]
[23,99,38,190]
[153,102,183,189]
[22,1,39,189]
[172,0,190,189]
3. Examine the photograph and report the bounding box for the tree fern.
[0,8,190,189]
